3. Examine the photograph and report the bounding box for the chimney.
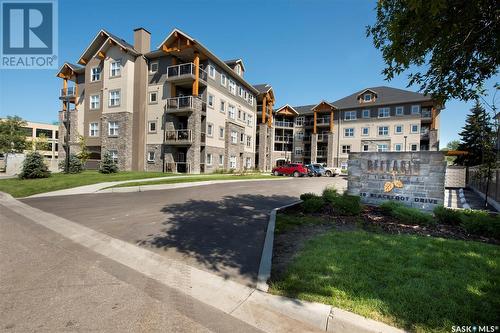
[133,27,151,54]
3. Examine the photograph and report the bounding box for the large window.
[247,114,253,127]
[342,145,351,154]
[109,150,118,163]
[228,80,236,94]
[109,90,120,107]
[229,156,237,169]
[411,105,421,114]
[108,121,119,136]
[245,157,251,169]
[378,126,389,136]
[90,94,100,109]
[231,130,237,144]
[91,67,101,81]
[377,144,389,152]
[89,122,99,137]
[208,65,215,79]
[246,135,252,147]
[362,109,370,118]
[344,111,357,120]
[220,74,227,86]
[110,60,121,77]
[206,153,213,165]
[344,128,354,137]
[228,105,236,119]
[378,107,390,118]
[295,116,304,126]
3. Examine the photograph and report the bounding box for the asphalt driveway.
[22,176,346,286]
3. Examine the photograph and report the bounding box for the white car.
[318,163,341,177]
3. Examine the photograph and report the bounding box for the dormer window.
[236,65,241,75]
[364,94,372,102]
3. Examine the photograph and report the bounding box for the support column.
[267,101,273,127]
[311,133,318,163]
[62,78,68,111]
[74,77,78,110]
[258,123,268,171]
[187,98,202,173]
[192,51,199,96]
[431,107,437,130]
[267,125,274,168]
[329,110,334,133]
[327,132,335,167]
[313,111,317,134]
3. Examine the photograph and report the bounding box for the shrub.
[303,196,325,213]
[460,210,500,239]
[99,152,118,174]
[380,201,434,226]
[330,193,362,216]
[58,154,84,174]
[322,187,339,202]
[18,151,50,179]
[433,205,463,225]
[300,192,319,201]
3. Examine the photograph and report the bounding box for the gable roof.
[78,29,139,65]
[224,58,245,71]
[312,100,337,111]
[333,86,431,109]
[56,62,84,78]
[253,83,272,94]
[275,104,299,115]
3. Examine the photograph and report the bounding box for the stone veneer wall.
[145,143,163,172]
[58,110,80,161]
[205,146,225,172]
[101,112,133,171]
[347,151,446,211]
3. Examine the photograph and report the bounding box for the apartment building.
[256,86,442,170]
[56,28,258,173]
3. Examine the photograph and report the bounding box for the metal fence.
[468,166,500,203]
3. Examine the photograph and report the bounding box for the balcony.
[317,133,329,142]
[274,120,294,128]
[165,162,191,173]
[166,96,206,115]
[317,150,327,158]
[164,129,192,145]
[275,135,293,142]
[166,63,207,87]
[59,87,77,101]
[420,129,430,140]
[316,117,330,126]
[421,109,432,122]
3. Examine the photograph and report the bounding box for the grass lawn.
[107,173,274,188]
[0,171,173,197]
[270,216,500,333]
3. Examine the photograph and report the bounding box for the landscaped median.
[269,188,500,333]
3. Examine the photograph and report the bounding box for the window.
[220,74,227,86]
[295,147,303,155]
[238,109,242,119]
[247,114,253,127]
[228,105,236,119]
[236,65,242,76]
[344,111,357,120]
[246,135,252,147]
[394,143,402,151]
[363,144,369,152]
[245,157,251,169]
[208,94,214,108]
[89,122,99,137]
[378,107,390,118]
[377,144,389,152]
[220,100,226,113]
[109,150,118,163]
[229,156,237,169]
[231,130,238,144]
[378,126,389,136]
[208,65,215,79]
[109,90,120,107]
[411,124,419,133]
[396,106,404,116]
[90,94,100,109]
[295,116,304,126]
[149,61,158,73]
[149,92,158,104]
[228,80,236,94]
[206,153,212,165]
[395,125,403,134]
[207,123,213,137]
[249,95,254,106]
[219,154,224,166]
[296,132,304,140]
[110,60,121,77]
[219,127,224,139]
[148,121,157,133]
[238,86,243,97]
[362,127,369,136]
[240,132,245,143]
[344,128,354,137]
[91,67,101,81]
[147,151,155,162]
[364,94,372,102]
[411,144,418,151]
[411,105,421,114]
[342,145,351,154]
[108,121,119,136]
[243,112,247,122]
[362,109,370,118]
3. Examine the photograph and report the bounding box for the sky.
[0,0,498,147]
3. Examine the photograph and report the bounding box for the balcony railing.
[317,150,327,157]
[60,87,76,98]
[421,110,432,119]
[316,117,330,125]
[275,135,293,142]
[166,96,206,113]
[165,162,191,173]
[164,129,192,144]
[166,63,207,82]
[274,120,294,128]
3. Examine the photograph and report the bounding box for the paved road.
[23,177,346,286]
[0,201,264,332]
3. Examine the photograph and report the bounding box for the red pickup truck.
[272,163,308,177]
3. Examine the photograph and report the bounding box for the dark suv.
[272,163,308,177]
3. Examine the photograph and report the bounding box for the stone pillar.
[187,98,202,173]
[311,133,318,163]
[58,110,79,161]
[258,123,268,171]
[326,132,335,167]
[267,126,274,168]
[429,129,439,151]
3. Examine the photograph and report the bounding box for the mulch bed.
[271,204,499,281]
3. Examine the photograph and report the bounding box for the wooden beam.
[62,78,68,111]
[192,51,199,96]
[431,107,437,130]
[268,101,273,128]
[97,51,106,59]
[74,79,78,110]
[262,96,267,124]
[330,110,334,133]
[79,58,87,65]
[313,111,317,134]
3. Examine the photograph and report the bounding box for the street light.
[404,136,407,152]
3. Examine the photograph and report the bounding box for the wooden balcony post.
[313,111,317,134]
[330,110,334,133]
[74,76,78,110]
[192,51,199,96]
[262,95,267,124]
[268,101,273,127]
[62,78,67,111]
[431,107,437,130]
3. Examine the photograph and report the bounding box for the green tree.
[19,151,51,179]
[34,133,50,151]
[99,152,118,174]
[367,0,499,103]
[456,101,494,166]
[59,154,84,174]
[76,135,90,165]
[443,140,460,151]
[0,116,27,154]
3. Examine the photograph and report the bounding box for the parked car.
[272,163,308,177]
[305,164,326,177]
[319,163,342,177]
